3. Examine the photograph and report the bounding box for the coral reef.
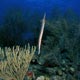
[0,44,36,80]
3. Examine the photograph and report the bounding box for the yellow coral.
[0,44,36,80]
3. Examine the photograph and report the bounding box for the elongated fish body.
[38,14,46,55]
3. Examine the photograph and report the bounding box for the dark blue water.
[0,0,80,46]
[0,0,80,23]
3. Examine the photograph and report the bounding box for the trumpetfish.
[38,14,46,55]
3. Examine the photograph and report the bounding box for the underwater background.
[0,0,80,46]
[0,0,80,80]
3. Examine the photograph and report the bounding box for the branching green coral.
[0,44,36,80]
